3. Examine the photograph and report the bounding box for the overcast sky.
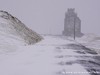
[0,0,100,35]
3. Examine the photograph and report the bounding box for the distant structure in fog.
[62,8,83,37]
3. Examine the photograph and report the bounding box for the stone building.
[62,8,83,37]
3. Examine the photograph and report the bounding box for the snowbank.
[0,10,43,46]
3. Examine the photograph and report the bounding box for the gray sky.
[0,0,100,35]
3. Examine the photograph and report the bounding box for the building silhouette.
[62,8,83,37]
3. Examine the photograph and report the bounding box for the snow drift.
[76,33,100,54]
[0,10,42,46]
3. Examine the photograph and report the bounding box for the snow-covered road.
[0,35,100,75]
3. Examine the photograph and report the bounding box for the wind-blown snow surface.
[76,33,100,53]
[0,35,100,75]
[0,10,42,47]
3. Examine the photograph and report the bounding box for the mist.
[0,0,100,35]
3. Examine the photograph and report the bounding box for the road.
[0,35,100,75]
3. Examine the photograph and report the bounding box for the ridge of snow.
[0,10,43,47]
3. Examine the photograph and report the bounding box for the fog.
[0,0,100,35]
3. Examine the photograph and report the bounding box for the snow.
[0,10,100,75]
[76,33,100,54]
[0,35,90,75]
[0,10,42,46]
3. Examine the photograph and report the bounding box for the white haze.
[0,0,100,35]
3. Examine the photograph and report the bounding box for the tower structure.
[63,8,83,37]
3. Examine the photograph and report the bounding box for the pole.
[74,17,75,40]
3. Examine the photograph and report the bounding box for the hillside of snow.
[0,10,42,47]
